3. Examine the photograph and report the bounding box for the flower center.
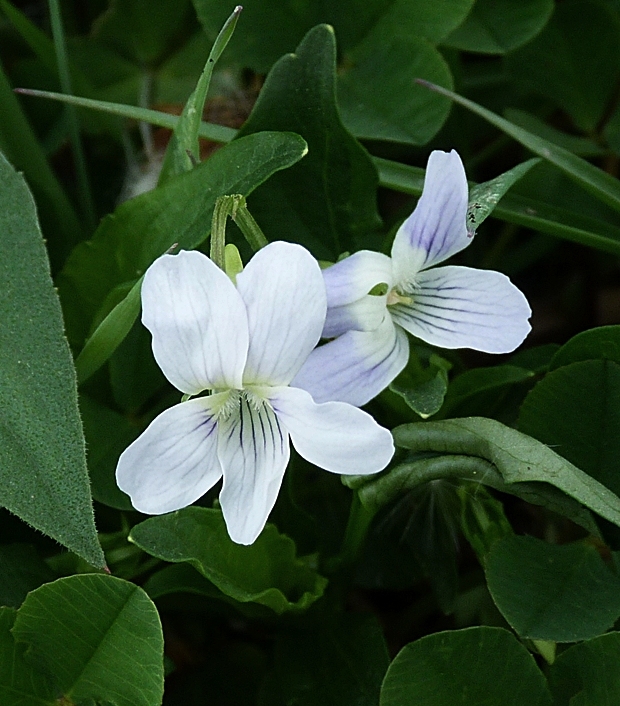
[386,288,413,307]
[215,388,269,421]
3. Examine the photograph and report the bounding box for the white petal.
[142,250,248,394]
[269,386,394,475]
[390,265,532,353]
[217,393,290,545]
[235,242,326,386]
[323,293,388,338]
[292,314,410,406]
[323,250,393,307]
[116,396,225,514]
[391,150,470,284]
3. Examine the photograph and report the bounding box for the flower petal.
[217,394,290,545]
[142,250,248,394]
[323,250,393,307]
[236,242,326,386]
[116,396,225,514]
[390,265,532,353]
[391,150,469,284]
[323,293,388,338]
[292,314,409,406]
[269,386,394,475]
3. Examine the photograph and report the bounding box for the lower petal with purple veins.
[292,314,409,406]
[390,265,531,353]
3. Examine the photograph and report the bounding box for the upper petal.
[390,265,532,353]
[115,395,224,514]
[217,393,290,545]
[142,250,248,394]
[391,150,469,284]
[323,293,388,338]
[292,314,410,406]
[269,386,394,475]
[235,242,327,386]
[323,250,393,307]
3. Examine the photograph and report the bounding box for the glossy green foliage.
[237,25,381,259]
[486,536,620,641]
[549,633,620,705]
[0,152,103,567]
[11,574,164,705]
[381,627,552,705]
[130,507,328,614]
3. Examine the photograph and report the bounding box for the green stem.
[48,0,96,231]
[210,196,231,270]
[232,202,269,251]
[338,493,377,569]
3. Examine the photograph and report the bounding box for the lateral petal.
[323,293,388,338]
[323,250,393,307]
[236,242,326,386]
[142,250,248,394]
[390,265,532,353]
[217,394,290,545]
[292,314,409,406]
[115,396,224,514]
[269,386,394,475]
[391,150,469,284]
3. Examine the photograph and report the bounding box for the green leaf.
[12,574,164,706]
[0,606,56,706]
[439,365,535,418]
[467,158,540,230]
[549,632,620,705]
[486,535,620,642]
[505,0,620,133]
[380,627,552,706]
[505,109,606,157]
[390,352,451,418]
[237,25,381,259]
[519,360,620,499]
[417,80,620,215]
[0,545,56,609]
[337,31,453,144]
[349,417,620,532]
[550,325,620,370]
[92,0,192,66]
[458,484,513,562]
[443,0,554,54]
[159,5,241,184]
[261,614,389,706]
[75,276,142,384]
[130,507,328,614]
[58,130,307,350]
[0,64,80,270]
[192,0,473,74]
[0,152,104,568]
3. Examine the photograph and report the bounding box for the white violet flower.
[116,241,394,545]
[293,149,532,406]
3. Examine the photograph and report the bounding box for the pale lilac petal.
[323,294,388,338]
[235,242,326,386]
[390,265,532,353]
[142,250,248,394]
[217,394,290,545]
[269,386,394,475]
[323,250,393,307]
[292,314,409,406]
[391,150,469,284]
[116,396,225,514]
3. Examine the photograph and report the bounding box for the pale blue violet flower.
[293,150,532,406]
[116,241,394,545]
